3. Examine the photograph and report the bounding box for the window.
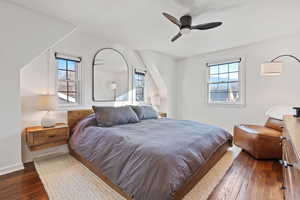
[134,70,145,102]
[207,58,242,104]
[55,53,81,106]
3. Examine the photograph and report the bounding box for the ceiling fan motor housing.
[162,12,223,41]
[180,15,192,29]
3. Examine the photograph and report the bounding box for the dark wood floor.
[0,163,48,200]
[208,151,284,200]
[0,151,283,200]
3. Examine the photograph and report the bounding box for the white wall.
[138,50,178,118]
[0,1,74,175]
[177,33,300,132]
[20,31,162,162]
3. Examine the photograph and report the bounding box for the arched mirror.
[92,48,129,102]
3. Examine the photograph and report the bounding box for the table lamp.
[37,95,57,128]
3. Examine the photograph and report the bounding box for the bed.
[68,109,232,200]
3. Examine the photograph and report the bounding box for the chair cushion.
[265,118,283,132]
[234,124,282,159]
[239,125,282,137]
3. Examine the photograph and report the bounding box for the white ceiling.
[8,0,300,58]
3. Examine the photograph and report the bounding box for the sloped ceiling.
[7,0,300,58]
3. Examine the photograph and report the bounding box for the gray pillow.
[131,105,158,120]
[92,106,139,127]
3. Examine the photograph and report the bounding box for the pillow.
[92,106,139,127]
[131,105,158,120]
[265,105,296,120]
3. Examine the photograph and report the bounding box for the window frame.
[134,69,146,102]
[55,53,82,108]
[206,57,245,106]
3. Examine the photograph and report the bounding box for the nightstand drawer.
[26,123,69,151]
[33,128,69,145]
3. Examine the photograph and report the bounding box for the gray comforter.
[69,115,232,200]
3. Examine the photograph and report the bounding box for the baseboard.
[0,163,24,176]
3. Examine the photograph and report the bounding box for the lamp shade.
[151,95,161,106]
[37,95,57,111]
[260,62,283,76]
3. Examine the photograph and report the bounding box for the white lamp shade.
[151,95,161,106]
[260,62,283,76]
[37,95,57,111]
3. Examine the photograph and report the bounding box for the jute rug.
[34,146,240,200]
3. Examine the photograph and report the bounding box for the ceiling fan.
[162,12,223,42]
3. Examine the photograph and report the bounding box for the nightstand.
[26,123,69,151]
[159,112,167,118]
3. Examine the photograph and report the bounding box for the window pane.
[136,95,143,101]
[219,64,228,73]
[68,81,76,92]
[229,63,239,72]
[67,71,76,81]
[135,72,145,102]
[209,92,229,102]
[209,74,219,83]
[140,80,144,87]
[229,72,239,81]
[136,87,143,94]
[67,61,76,71]
[58,59,66,70]
[57,92,68,103]
[209,66,218,74]
[208,60,242,104]
[68,92,77,103]
[57,81,67,91]
[209,83,218,92]
[229,82,239,92]
[56,57,80,105]
[219,73,228,82]
[228,92,240,103]
[218,83,228,92]
[58,70,66,80]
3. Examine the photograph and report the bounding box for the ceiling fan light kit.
[162,12,223,42]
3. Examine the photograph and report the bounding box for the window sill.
[56,105,91,111]
[207,102,246,108]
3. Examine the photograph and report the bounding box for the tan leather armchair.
[234,118,283,160]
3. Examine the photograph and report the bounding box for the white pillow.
[265,105,296,120]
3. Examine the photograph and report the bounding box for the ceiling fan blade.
[171,32,182,42]
[162,12,181,27]
[192,22,223,30]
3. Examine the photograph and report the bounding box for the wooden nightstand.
[26,123,69,151]
[159,112,167,118]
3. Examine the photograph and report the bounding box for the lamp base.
[41,111,56,128]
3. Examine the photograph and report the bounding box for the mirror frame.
[92,48,130,102]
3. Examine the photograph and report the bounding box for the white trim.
[133,68,146,104]
[53,54,83,108]
[0,163,24,176]
[207,57,241,66]
[205,56,246,106]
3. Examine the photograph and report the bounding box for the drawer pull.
[48,135,56,138]
[279,160,293,168]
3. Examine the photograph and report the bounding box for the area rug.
[34,146,240,200]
